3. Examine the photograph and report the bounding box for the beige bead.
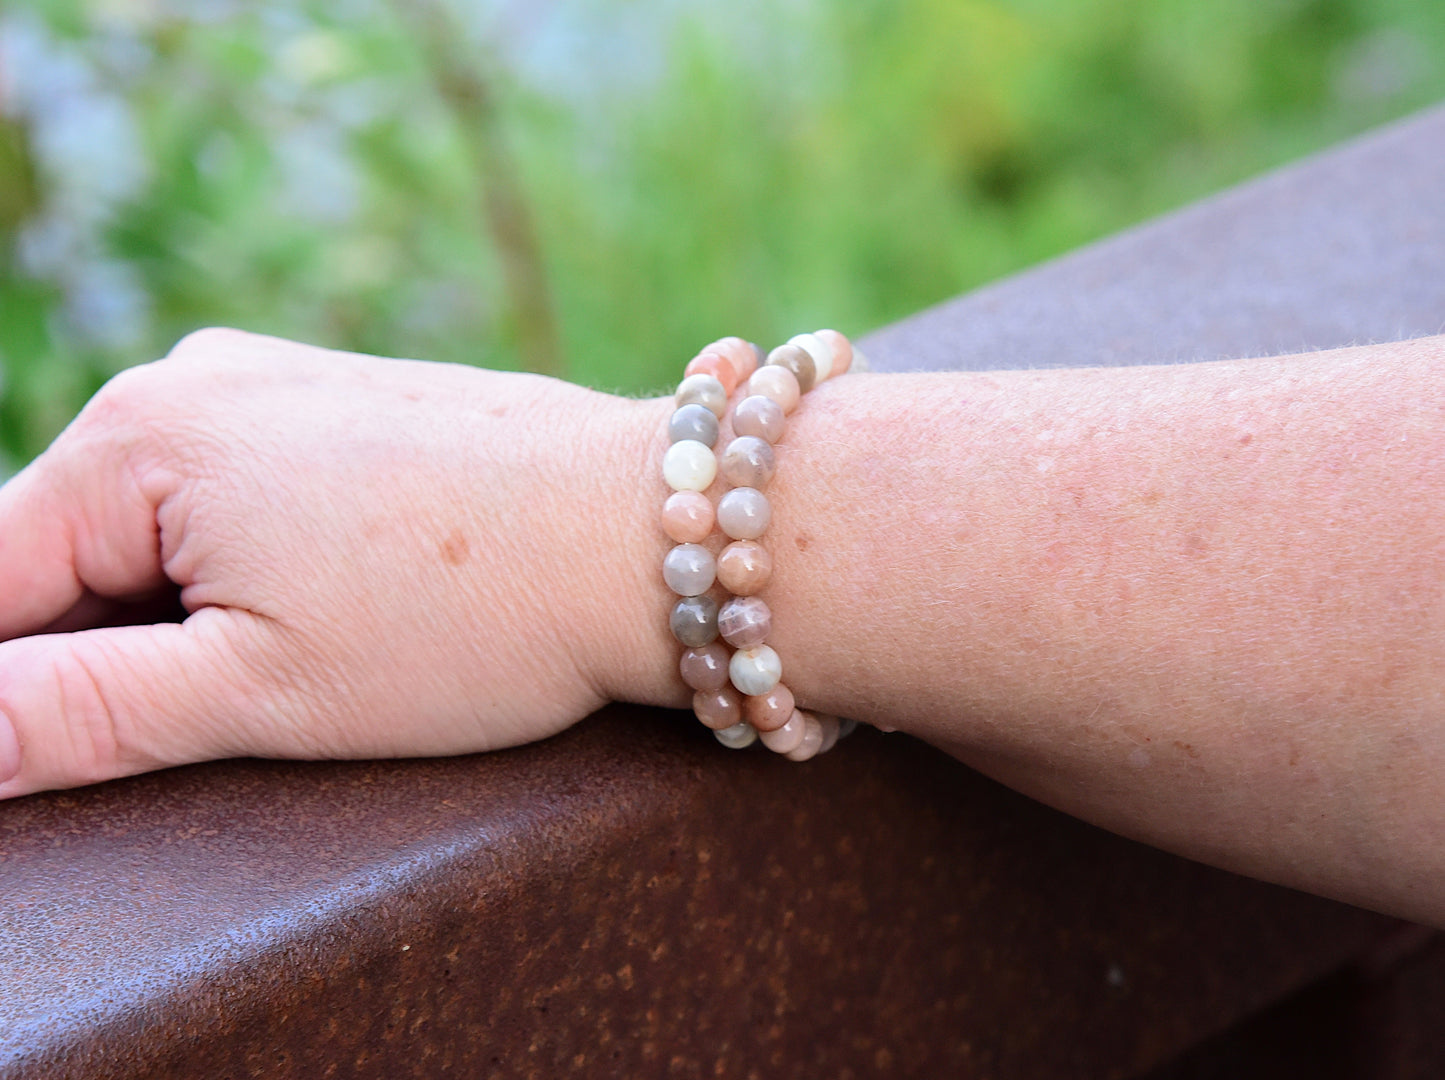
[730,644,781,695]
[717,487,771,540]
[746,366,801,415]
[787,332,834,382]
[718,595,771,648]
[719,436,776,489]
[766,344,815,394]
[759,709,807,754]
[662,490,714,543]
[817,715,841,754]
[784,713,825,761]
[815,329,852,376]
[663,439,717,492]
[716,540,771,595]
[714,721,759,750]
[663,543,716,596]
[743,683,794,732]
[675,373,728,418]
[732,394,786,443]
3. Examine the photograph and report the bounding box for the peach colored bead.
[816,329,852,375]
[744,684,795,732]
[719,436,776,489]
[679,642,731,691]
[685,352,738,395]
[760,709,806,754]
[693,687,742,730]
[785,713,825,761]
[661,491,714,544]
[732,395,786,443]
[711,336,758,382]
[716,540,771,595]
[746,365,800,414]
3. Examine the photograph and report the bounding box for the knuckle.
[165,326,253,363]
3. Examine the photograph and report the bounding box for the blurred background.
[1,0,1442,473]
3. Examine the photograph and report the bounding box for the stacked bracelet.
[661,331,859,761]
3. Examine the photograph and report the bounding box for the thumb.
[0,608,272,799]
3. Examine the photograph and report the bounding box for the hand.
[0,329,668,798]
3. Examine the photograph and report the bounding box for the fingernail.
[0,709,19,786]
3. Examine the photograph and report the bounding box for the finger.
[0,372,171,641]
[0,607,268,798]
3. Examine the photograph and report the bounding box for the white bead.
[788,332,834,382]
[850,347,871,373]
[663,439,717,492]
[730,644,781,695]
[714,722,758,750]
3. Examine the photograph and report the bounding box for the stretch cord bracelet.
[661,330,862,760]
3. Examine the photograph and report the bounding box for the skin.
[2,328,1444,926]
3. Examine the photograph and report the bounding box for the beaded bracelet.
[661,331,860,761]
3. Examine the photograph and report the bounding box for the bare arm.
[4,330,1444,925]
[609,335,1445,924]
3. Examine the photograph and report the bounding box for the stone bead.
[817,714,841,754]
[663,439,717,492]
[784,713,825,761]
[732,395,786,444]
[714,721,759,749]
[730,643,781,695]
[766,343,816,394]
[668,403,719,448]
[693,687,743,731]
[661,490,714,544]
[743,683,794,733]
[787,332,834,382]
[679,642,732,691]
[715,337,759,382]
[759,709,806,753]
[685,352,738,395]
[670,595,718,647]
[717,487,771,540]
[675,373,728,418]
[716,540,771,595]
[719,436,776,489]
[718,595,771,649]
[838,717,858,741]
[746,365,801,415]
[663,543,716,596]
[816,329,852,376]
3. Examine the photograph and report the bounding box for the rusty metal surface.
[6,104,1445,1077]
[0,712,1395,1078]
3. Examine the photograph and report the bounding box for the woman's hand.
[0,329,670,799]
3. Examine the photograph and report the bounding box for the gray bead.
[668,403,720,447]
[670,595,719,647]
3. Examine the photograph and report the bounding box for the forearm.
[610,335,1445,923]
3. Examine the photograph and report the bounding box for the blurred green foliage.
[1,0,1442,469]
